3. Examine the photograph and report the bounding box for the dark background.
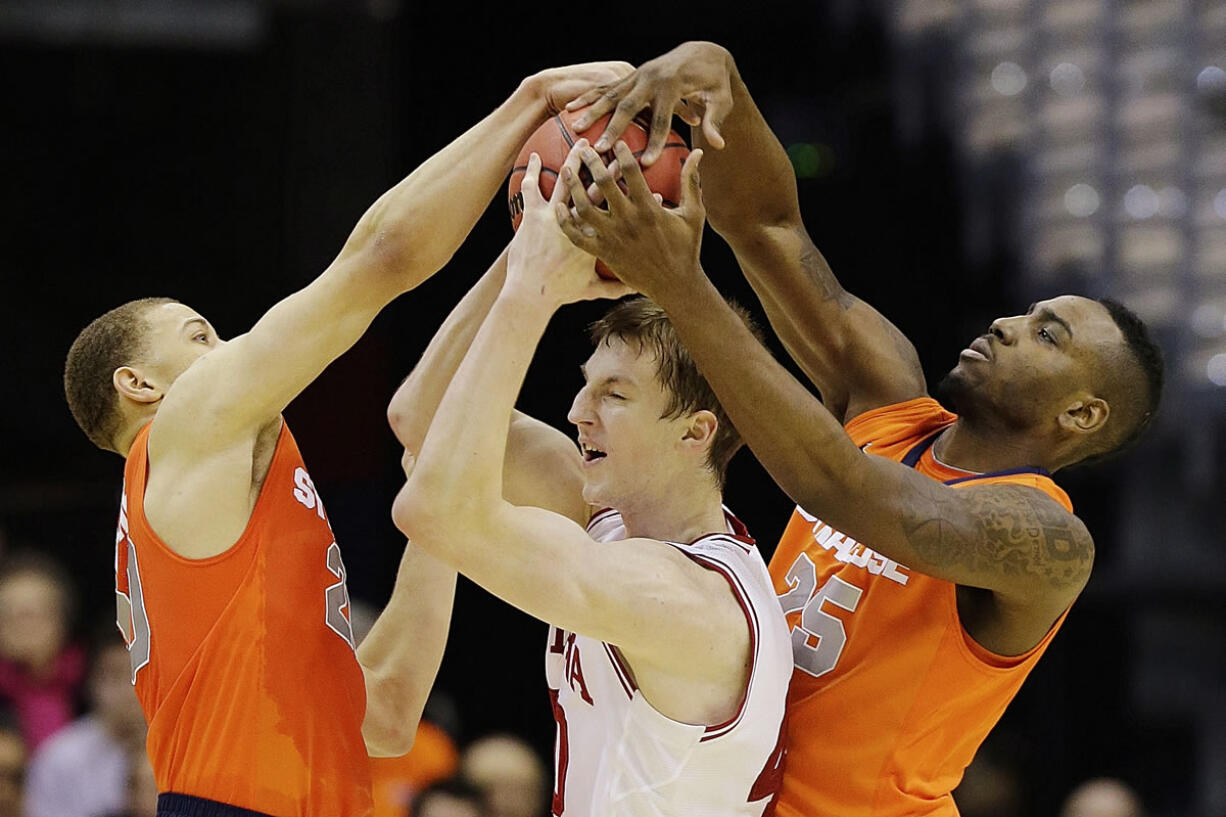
[1,3,1221,815]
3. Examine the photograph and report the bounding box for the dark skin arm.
[567,41,925,422]
[556,143,1093,653]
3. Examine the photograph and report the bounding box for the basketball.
[507,107,690,278]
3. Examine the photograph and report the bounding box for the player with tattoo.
[556,42,1165,817]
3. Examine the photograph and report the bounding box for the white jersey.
[544,508,792,817]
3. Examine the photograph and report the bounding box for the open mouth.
[579,442,607,463]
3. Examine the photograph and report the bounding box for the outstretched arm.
[558,145,1093,616]
[386,249,588,524]
[156,62,634,453]
[567,42,925,422]
[393,152,747,688]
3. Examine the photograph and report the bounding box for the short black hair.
[64,297,176,451]
[1095,297,1164,457]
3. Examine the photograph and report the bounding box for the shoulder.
[962,482,1095,597]
[844,396,953,449]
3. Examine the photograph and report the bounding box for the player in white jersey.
[389,145,791,816]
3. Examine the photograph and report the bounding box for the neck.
[615,476,728,544]
[936,418,1054,474]
[113,409,156,457]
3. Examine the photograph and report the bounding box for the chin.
[935,369,971,415]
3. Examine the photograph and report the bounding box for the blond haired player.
[62,62,631,817]
[390,146,791,817]
[561,42,1163,817]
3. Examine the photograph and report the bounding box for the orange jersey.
[769,398,1073,817]
[114,421,373,817]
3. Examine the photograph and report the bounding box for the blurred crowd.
[0,547,1150,817]
[0,549,557,817]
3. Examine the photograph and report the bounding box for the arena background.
[1,1,1224,815]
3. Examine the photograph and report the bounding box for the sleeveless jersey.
[545,508,793,817]
[114,421,373,817]
[768,398,1074,817]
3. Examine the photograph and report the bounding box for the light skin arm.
[393,152,749,707]
[356,496,457,757]
[557,144,1094,622]
[155,63,634,454]
[566,42,926,422]
[385,249,588,524]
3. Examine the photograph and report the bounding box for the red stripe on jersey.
[602,642,636,698]
[684,553,760,742]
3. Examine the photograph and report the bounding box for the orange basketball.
[507,107,690,279]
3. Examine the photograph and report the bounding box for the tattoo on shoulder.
[901,482,1094,593]
[799,238,856,309]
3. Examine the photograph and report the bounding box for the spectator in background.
[23,633,146,817]
[0,726,24,817]
[413,779,486,817]
[459,735,547,817]
[0,554,84,751]
[1061,778,1145,817]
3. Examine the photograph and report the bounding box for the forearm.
[653,269,862,510]
[405,287,554,515]
[357,542,457,757]
[697,62,804,235]
[387,249,509,450]
[339,81,548,289]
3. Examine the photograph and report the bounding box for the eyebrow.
[1028,304,1073,338]
[577,366,632,388]
[183,318,208,332]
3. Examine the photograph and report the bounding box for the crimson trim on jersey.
[684,552,760,742]
[602,642,636,698]
[585,508,618,533]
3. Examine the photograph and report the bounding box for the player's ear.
[113,365,164,405]
[680,409,718,452]
[1058,394,1109,435]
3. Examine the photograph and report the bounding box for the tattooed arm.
[562,42,923,421]
[693,48,927,422]
[558,164,1093,629]
[667,272,1094,611]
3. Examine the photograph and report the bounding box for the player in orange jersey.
[61,61,632,817]
[558,42,1164,817]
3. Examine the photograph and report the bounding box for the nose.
[988,316,1020,345]
[567,387,595,427]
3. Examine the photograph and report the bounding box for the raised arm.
[558,144,1094,629]
[393,153,748,692]
[155,62,633,453]
[567,42,925,422]
[386,249,588,524]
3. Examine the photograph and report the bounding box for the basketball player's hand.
[557,141,706,301]
[506,148,633,309]
[527,61,636,117]
[565,41,733,165]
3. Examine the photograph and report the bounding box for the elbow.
[364,719,416,759]
[391,478,441,545]
[386,399,422,452]
[392,473,487,553]
[361,670,421,758]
